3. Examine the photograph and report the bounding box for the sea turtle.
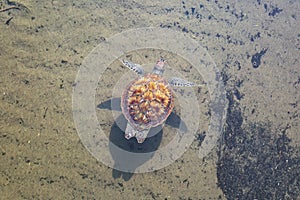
[121,58,197,143]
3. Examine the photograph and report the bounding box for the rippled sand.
[0,0,299,199]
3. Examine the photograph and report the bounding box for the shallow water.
[0,0,299,199]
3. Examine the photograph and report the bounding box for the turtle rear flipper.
[121,59,144,75]
[125,123,149,143]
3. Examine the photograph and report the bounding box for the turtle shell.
[121,73,174,130]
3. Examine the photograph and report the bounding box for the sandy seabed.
[0,0,299,199]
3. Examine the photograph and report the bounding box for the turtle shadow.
[109,114,163,181]
[97,98,188,181]
[97,97,122,112]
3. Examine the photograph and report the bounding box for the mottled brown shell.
[121,73,174,130]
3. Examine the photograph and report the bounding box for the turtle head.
[152,58,166,76]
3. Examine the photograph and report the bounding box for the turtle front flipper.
[168,77,197,87]
[121,59,145,75]
[124,123,149,143]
